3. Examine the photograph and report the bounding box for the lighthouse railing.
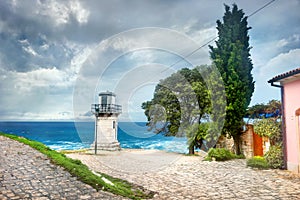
[91,104,122,114]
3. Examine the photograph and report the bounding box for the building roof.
[268,67,300,83]
[99,91,116,96]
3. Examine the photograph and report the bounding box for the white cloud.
[0,66,76,120]
[22,46,38,56]
[259,49,300,79]
[11,67,73,90]
[70,1,90,24]
[251,48,300,105]
[40,43,49,51]
[36,0,89,26]
[276,39,289,49]
[1,111,74,121]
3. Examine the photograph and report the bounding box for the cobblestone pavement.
[0,136,126,200]
[69,151,300,200]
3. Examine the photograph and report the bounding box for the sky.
[0,0,299,122]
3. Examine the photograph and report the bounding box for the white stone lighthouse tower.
[91,91,122,153]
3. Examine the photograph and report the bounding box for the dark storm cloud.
[0,0,85,72]
[0,0,261,73]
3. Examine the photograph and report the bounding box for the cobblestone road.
[69,150,300,200]
[0,136,125,200]
[1,134,300,200]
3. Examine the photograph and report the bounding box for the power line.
[248,0,276,17]
[166,0,276,70]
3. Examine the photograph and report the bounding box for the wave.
[43,141,89,151]
[120,138,188,154]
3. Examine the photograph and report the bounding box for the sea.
[0,121,188,154]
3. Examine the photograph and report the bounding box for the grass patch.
[59,149,89,154]
[246,156,269,170]
[0,133,154,199]
[185,153,200,156]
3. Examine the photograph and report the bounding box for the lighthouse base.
[91,141,121,152]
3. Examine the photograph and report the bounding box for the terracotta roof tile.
[268,67,300,83]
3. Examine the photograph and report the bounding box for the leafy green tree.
[209,4,255,154]
[142,66,212,154]
[246,103,267,119]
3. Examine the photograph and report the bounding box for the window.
[113,121,116,129]
[102,95,107,105]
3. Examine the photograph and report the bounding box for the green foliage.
[246,103,268,119]
[246,156,269,169]
[246,100,281,119]
[265,99,281,115]
[209,4,254,154]
[186,122,209,154]
[205,148,236,161]
[142,64,227,154]
[250,100,282,146]
[253,118,281,138]
[264,145,284,169]
[0,133,153,199]
[141,65,211,137]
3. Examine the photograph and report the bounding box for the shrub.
[264,145,284,169]
[205,148,236,161]
[253,118,280,138]
[247,156,269,169]
[235,154,246,159]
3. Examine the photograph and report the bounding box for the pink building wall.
[283,78,300,172]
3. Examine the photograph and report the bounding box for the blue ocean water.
[0,122,188,153]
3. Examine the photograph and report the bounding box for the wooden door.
[253,132,263,156]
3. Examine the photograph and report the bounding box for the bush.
[253,118,281,138]
[235,154,246,159]
[247,156,269,169]
[264,145,284,169]
[205,148,236,161]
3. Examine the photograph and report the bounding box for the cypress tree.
[209,4,255,154]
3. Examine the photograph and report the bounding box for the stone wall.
[216,135,234,152]
[216,124,270,158]
[240,124,254,158]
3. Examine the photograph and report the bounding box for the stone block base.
[91,142,121,151]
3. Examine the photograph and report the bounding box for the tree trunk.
[233,135,242,155]
[189,145,195,154]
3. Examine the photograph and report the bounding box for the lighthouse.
[91,91,122,153]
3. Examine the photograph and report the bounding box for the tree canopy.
[142,64,226,154]
[246,100,281,119]
[142,66,211,136]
